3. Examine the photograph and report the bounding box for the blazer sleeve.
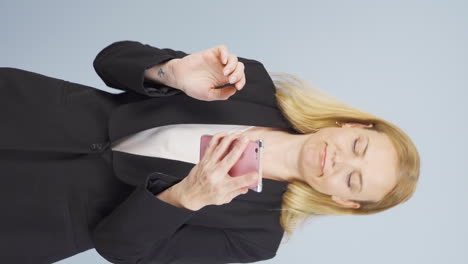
[91,172,280,264]
[93,40,189,97]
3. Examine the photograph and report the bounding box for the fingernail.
[229,77,236,83]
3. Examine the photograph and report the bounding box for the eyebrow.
[358,136,369,193]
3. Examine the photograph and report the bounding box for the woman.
[0,41,420,264]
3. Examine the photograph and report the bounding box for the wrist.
[156,181,200,211]
[144,58,182,91]
[166,58,184,92]
[172,180,201,211]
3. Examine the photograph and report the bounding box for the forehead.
[355,128,399,202]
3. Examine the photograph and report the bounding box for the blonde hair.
[269,72,420,242]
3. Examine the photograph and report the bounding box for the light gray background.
[1,0,467,263]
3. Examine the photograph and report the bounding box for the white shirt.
[111,124,255,164]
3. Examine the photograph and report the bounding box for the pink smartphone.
[200,134,263,192]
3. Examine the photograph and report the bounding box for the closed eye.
[349,138,359,190]
[347,172,352,189]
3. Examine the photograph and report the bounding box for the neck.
[249,127,309,183]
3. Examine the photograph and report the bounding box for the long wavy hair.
[269,72,420,242]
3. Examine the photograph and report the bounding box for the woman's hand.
[174,132,259,211]
[170,45,246,101]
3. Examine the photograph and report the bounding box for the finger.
[210,132,244,164]
[223,54,238,76]
[235,74,246,91]
[228,62,245,88]
[226,187,249,202]
[202,132,230,161]
[208,85,238,101]
[219,135,250,172]
[217,45,229,65]
[226,172,258,192]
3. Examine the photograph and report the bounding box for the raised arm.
[93,40,189,97]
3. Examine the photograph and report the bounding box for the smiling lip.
[321,143,327,175]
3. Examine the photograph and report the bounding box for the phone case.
[200,134,263,192]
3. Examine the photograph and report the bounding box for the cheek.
[304,144,318,167]
[318,173,344,195]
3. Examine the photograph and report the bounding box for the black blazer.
[89,41,298,264]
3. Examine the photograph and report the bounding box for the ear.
[331,195,361,209]
[341,122,373,129]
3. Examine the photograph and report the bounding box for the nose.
[331,149,361,170]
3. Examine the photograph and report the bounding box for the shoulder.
[238,56,263,65]
[238,56,269,76]
[226,56,277,108]
[237,56,273,87]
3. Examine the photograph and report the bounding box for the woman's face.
[300,123,399,208]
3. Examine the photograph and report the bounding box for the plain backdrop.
[1,0,467,263]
